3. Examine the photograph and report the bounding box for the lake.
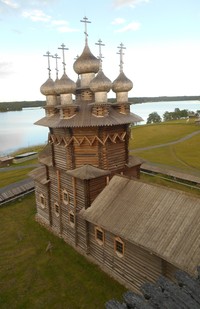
[0,100,199,155]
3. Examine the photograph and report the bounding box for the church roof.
[66,164,110,180]
[81,175,200,275]
[35,101,143,128]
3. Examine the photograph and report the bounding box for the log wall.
[99,125,128,172]
[35,182,50,223]
[73,127,99,167]
[87,223,178,292]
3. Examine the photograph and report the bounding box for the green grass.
[173,134,200,169]
[0,194,125,309]
[140,173,200,196]
[0,167,35,187]
[129,121,200,172]
[130,122,200,149]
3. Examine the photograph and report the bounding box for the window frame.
[95,227,105,246]
[62,189,70,206]
[69,211,75,228]
[114,237,124,258]
[39,193,46,209]
[54,202,60,217]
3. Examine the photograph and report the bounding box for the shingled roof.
[81,175,200,275]
[35,101,143,128]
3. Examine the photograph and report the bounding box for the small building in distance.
[30,17,200,292]
[0,156,14,167]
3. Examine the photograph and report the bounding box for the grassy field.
[0,194,125,309]
[130,121,200,172]
[129,121,199,149]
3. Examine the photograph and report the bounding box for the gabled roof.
[66,164,110,180]
[29,166,49,185]
[81,175,200,275]
[38,144,52,167]
[35,101,143,128]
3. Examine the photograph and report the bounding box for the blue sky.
[0,0,200,101]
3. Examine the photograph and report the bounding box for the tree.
[146,112,162,124]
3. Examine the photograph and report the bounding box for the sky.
[0,0,200,102]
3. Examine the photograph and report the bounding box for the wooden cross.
[58,43,69,74]
[43,51,52,78]
[52,53,61,79]
[117,42,126,72]
[95,39,105,69]
[80,16,91,44]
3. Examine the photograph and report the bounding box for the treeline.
[130,96,200,104]
[1,96,200,112]
[147,108,200,124]
[0,101,45,112]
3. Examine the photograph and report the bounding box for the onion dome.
[40,78,56,96]
[90,70,112,92]
[73,44,100,74]
[112,71,133,93]
[54,73,76,95]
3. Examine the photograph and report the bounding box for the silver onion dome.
[40,78,56,96]
[90,70,112,92]
[112,71,133,93]
[54,73,76,95]
[73,44,100,74]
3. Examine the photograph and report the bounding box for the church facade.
[30,18,200,292]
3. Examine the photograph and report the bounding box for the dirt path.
[130,130,200,153]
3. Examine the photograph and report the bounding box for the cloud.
[113,0,149,8]
[22,9,51,22]
[0,62,13,77]
[51,19,67,26]
[51,19,79,33]
[112,17,125,25]
[1,0,20,9]
[115,21,141,32]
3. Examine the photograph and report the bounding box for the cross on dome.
[95,39,105,70]
[52,53,61,79]
[58,43,69,74]
[43,51,52,78]
[80,16,91,44]
[117,42,126,73]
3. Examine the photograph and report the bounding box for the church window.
[95,227,104,245]
[54,202,59,217]
[69,211,75,227]
[62,190,70,205]
[114,237,124,257]
[39,194,46,209]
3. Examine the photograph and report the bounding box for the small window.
[69,211,75,228]
[62,190,70,205]
[95,227,104,245]
[54,202,59,217]
[39,194,45,209]
[114,237,124,257]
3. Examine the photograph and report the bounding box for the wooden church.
[30,17,200,292]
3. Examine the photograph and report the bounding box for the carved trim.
[49,132,127,147]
